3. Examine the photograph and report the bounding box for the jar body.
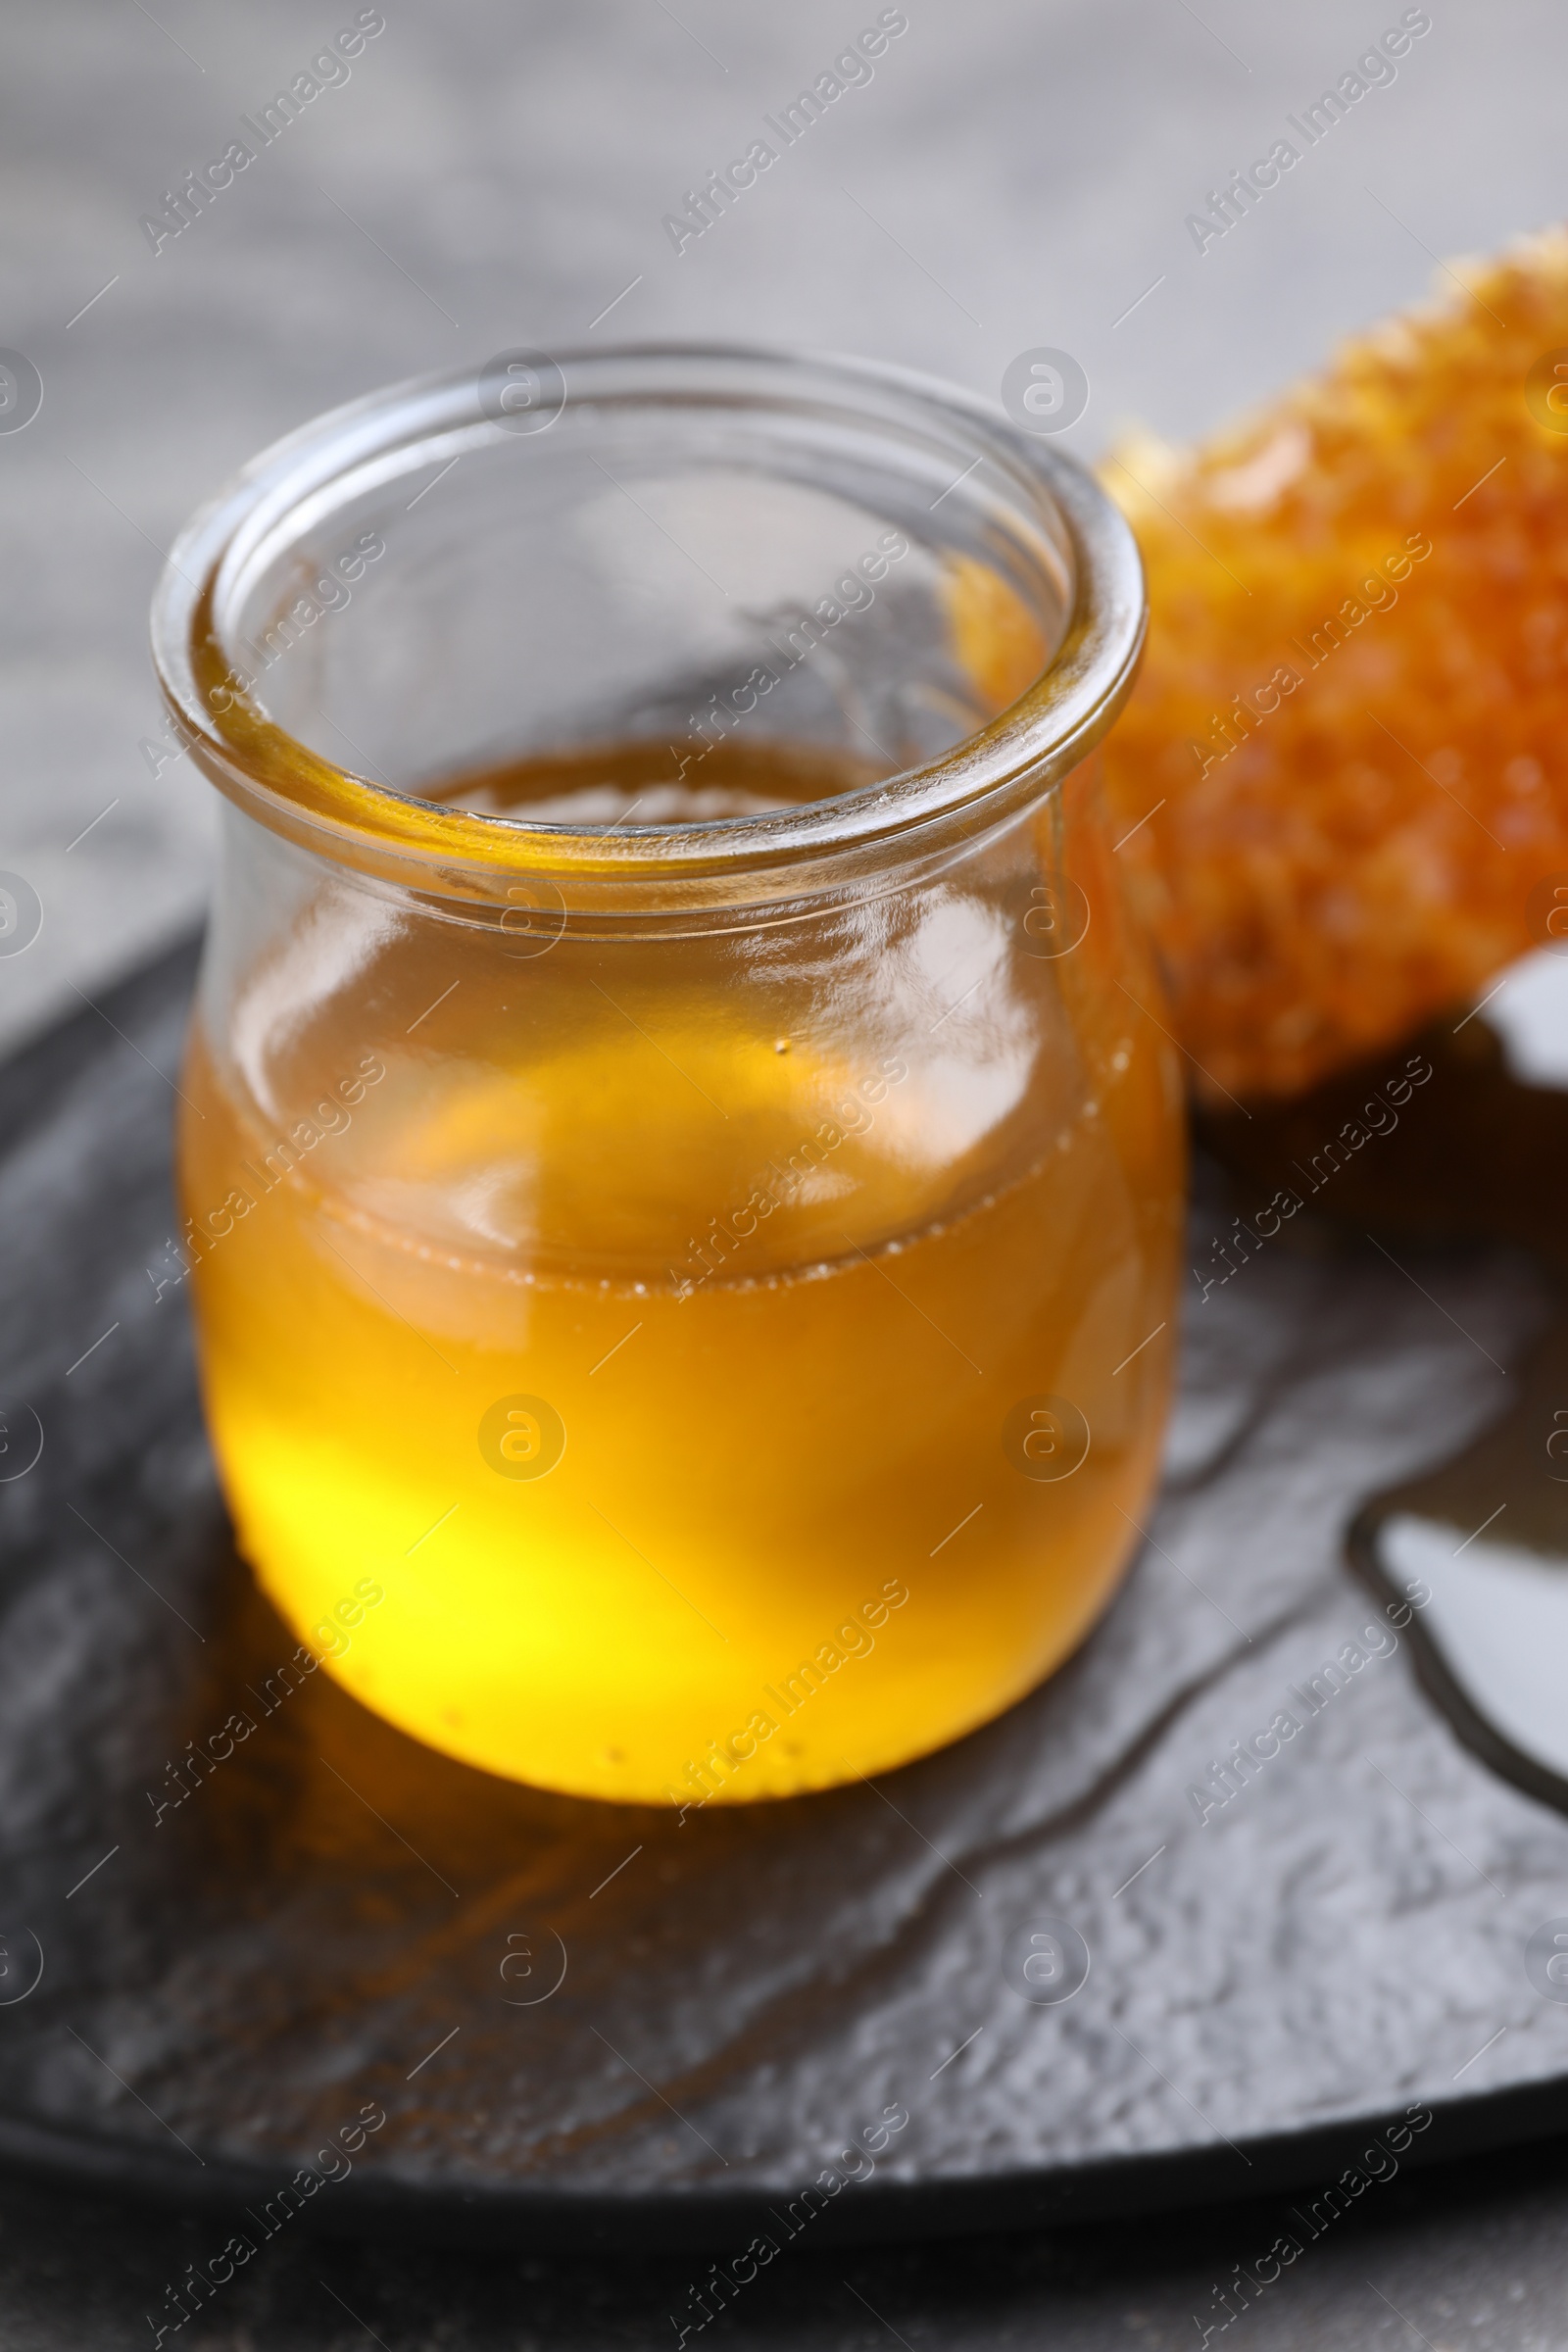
[178,753,1183,1804]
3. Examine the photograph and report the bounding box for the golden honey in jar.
[154,348,1183,1805]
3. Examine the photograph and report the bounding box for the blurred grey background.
[5,3,1568,2345]
[3,0,1563,1055]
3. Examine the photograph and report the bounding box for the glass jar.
[151,344,1184,1808]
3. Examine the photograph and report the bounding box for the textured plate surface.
[3,938,1568,2250]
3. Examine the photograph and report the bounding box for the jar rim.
[151,342,1146,915]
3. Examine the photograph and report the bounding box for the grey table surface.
[4,0,1568,2342]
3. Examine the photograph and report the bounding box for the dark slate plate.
[3,935,1568,2253]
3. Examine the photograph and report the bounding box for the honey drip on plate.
[1201,1001,1568,1810]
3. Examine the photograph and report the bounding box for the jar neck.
[155,346,1146,926]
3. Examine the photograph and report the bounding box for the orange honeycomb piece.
[1100,224,1568,1104]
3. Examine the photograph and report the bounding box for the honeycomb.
[1101,225,1568,1103]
